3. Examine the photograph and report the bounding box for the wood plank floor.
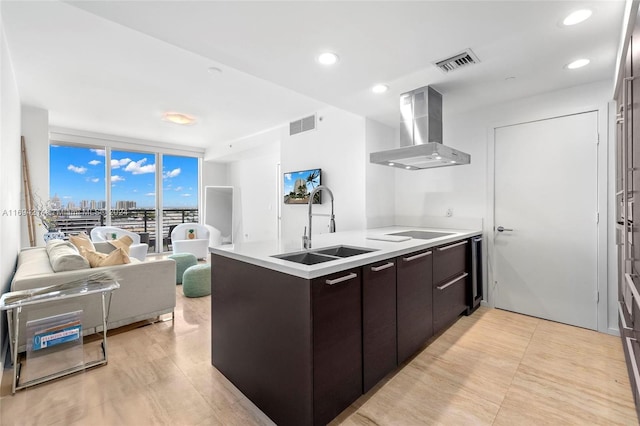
[1,287,637,425]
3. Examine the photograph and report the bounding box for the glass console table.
[0,280,119,394]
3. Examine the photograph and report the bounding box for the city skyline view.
[50,145,199,208]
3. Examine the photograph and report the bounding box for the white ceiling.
[1,1,625,151]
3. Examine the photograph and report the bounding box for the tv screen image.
[283,168,321,204]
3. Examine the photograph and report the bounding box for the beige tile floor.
[1,287,637,426]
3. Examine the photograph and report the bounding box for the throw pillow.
[69,232,95,253]
[46,240,90,272]
[107,235,133,255]
[82,247,131,268]
[186,228,197,240]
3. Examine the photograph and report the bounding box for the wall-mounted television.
[283,168,321,204]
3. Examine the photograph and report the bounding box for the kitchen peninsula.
[210,226,482,426]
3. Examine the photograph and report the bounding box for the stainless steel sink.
[272,245,377,265]
[314,246,376,258]
[273,252,337,265]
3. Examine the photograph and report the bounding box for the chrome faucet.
[303,185,335,249]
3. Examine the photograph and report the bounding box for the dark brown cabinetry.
[211,236,476,426]
[397,249,433,365]
[617,15,640,421]
[312,269,362,425]
[433,240,470,334]
[362,260,397,392]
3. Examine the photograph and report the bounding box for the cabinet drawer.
[433,273,468,334]
[397,249,433,365]
[363,260,397,393]
[312,269,362,426]
[434,240,468,284]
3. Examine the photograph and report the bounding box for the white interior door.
[494,112,598,329]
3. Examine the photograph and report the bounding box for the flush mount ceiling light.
[162,112,196,125]
[563,9,593,26]
[372,84,389,94]
[317,52,339,66]
[566,58,590,69]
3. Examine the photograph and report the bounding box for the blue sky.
[283,168,321,194]
[50,146,198,208]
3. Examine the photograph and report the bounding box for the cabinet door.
[397,249,433,365]
[433,240,469,334]
[312,269,362,426]
[363,260,397,393]
[433,273,469,334]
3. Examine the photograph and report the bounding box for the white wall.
[227,141,280,243]
[394,80,614,332]
[280,106,367,244]
[20,105,49,246]
[365,118,396,229]
[0,20,22,366]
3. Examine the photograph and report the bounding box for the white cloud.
[90,149,105,156]
[124,158,156,175]
[181,193,192,197]
[111,175,125,182]
[145,192,155,197]
[285,173,292,181]
[174,186,184,192]
[163,168,181,179]
[89,178,100,183]
[111,158,132,169]
[63,195,72,199]
[67,164,87,174]
[88,160,101,166]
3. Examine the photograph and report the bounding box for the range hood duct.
[370,86,470,170]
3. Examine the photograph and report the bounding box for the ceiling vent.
[289,114,316,136]
[434,49,480,73]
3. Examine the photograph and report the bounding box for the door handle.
[496,226,513,232]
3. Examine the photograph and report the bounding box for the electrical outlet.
[446,208,453,217]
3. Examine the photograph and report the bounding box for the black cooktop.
[387,230,454,240]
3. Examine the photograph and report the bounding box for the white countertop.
[209,226,482,279]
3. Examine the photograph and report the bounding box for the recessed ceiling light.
[317,52,339,66]
[388,162,395,166]
[162,112,196,125]
[372,84,389,94]
[563,9,592,26]
[566,59,590,69]
[405,166,411,170]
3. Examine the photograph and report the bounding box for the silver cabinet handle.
[371,262,394,272]
[325,272,357,286]
[403,251,432,262]
[622,77,635,264]
[626,337,640,400]
[437,240,468,251]
[619,302,633,331]
[625,273,640,312]
[436,272,469,291]
[496,226,513,232]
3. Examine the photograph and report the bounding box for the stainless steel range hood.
[370,86,470,170]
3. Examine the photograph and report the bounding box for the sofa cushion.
[83,247,131,268]
[69,232,95,253]
[107,235,133,255]
[45,240,90,272]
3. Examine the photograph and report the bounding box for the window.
[49,142,200,253]
[162,154,199,251]
[49,145,106,234]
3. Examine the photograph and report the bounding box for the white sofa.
[90,226,149,261]
[9,242,176,352]
[171,223,210,260]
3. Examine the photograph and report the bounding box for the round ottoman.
[182,264,211,298]
[168,253,198,284]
